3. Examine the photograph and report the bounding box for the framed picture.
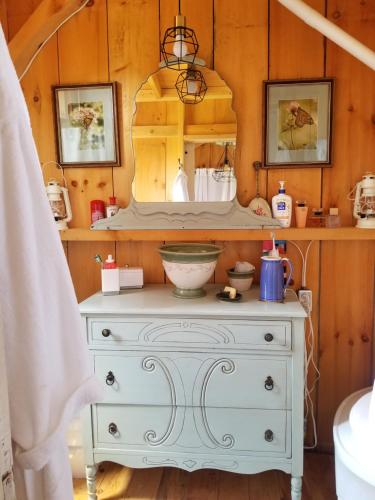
[53,82,120,166]
[263,78,333,167]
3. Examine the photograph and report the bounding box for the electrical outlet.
[298,289,312,314]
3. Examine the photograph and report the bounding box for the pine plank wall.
[2,0,375,451]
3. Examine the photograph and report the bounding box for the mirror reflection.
[132,67,237,202]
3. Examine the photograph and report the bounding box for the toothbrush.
[94,254,103,267]
[269,232,279,258]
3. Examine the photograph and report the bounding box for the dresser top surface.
[79,285,306,318]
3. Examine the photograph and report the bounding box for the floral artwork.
[54,83,120,166]
[264,79,333,166]
[278,99,317,151]
[68,102,105,151]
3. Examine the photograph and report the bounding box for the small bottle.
[90,200,105,223]
[272,181,292,228]
[106,196,119,218]
[295,200,308,228]
[309,208,325,227]
[103,255,117,269]
[325,208,341,228]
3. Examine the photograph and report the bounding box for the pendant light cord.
[18,0,91,81]
[178,0,181,14]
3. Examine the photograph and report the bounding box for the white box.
[119,267,144,289]
[101,268,120,295]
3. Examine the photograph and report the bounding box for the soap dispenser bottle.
[272,181,292,228]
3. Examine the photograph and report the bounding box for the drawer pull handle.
[264,376,274,391]
[102,329,111,337]
[264,333,274,342]
[106,371,115,386]
[264,429,274,442]
[108,423,118,436]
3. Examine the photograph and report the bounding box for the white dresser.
[79,285,306,499]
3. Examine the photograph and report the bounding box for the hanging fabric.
[194,167,237,202]
[0,26,102,500]
[172,162,190,202]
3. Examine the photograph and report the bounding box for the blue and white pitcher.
[260,256,293,302]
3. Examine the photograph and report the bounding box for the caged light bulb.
[173,33,188,58]
[186,77,199,95]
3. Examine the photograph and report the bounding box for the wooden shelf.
[60,227,375,242]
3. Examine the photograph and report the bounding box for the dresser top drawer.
[88,317,291,351]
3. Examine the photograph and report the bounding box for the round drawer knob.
[264,429,274,442]
[264,333,274,343]
[102,329,111,338]
[264,376,274,391]
[108,422,118,435]
[106,371,115,386]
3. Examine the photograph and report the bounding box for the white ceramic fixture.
[158,243,223,298]
[334,384,375,499]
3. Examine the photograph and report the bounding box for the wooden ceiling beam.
[136,87,232,102]
[148,74,162,99]
[8,0,90,78]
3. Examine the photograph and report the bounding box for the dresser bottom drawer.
[94,405,291,457]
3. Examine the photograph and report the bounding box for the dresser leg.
[86,464,98,500]
[291,476,302,500]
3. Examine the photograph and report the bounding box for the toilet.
[333,384,375,499]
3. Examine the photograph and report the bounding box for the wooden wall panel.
[6,0,43,38]
[268,0,326,446]
[20,36,59,183]
[215,0,268,205]
[58,0,112,229]
[318,0,375,450]
[108,0,160,207]
[323,0,375,223]
[116,242,165,284]
[69,242,116,302]
[318,241,375,449]
[7,0,375,451]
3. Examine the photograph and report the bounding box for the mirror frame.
[91,66,279,230]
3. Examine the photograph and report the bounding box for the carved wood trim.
[142,356,178,446]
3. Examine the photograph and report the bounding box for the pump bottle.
[272,181,292,228]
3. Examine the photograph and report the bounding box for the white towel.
[172,167,190,202]
[0,26,102,499]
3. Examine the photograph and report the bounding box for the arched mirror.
[91,66,278,229]
[132,67,237,203]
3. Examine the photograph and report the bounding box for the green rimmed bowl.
[158,243,223,298]
[226,267,255,292]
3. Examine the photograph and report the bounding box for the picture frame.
[263,78,333,167]
[53,82,120,167]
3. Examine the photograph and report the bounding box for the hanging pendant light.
[175,67,207,104]
[160,0,199,70]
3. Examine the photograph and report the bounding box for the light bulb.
[187,77,198,95]
[173,33,188,58]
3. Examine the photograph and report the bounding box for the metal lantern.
[160,4,199,71]
[175,68,207,104]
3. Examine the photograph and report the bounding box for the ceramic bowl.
[158,243,223,298]
[226,268,255,292]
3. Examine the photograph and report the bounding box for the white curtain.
[172,168,190,202]
[194,167,237,202]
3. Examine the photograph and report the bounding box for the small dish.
[216,291,242,302]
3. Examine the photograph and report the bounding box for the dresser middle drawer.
[94,352,291,410]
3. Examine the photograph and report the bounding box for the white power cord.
[288,240,320,449]
[19,0,91,81]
